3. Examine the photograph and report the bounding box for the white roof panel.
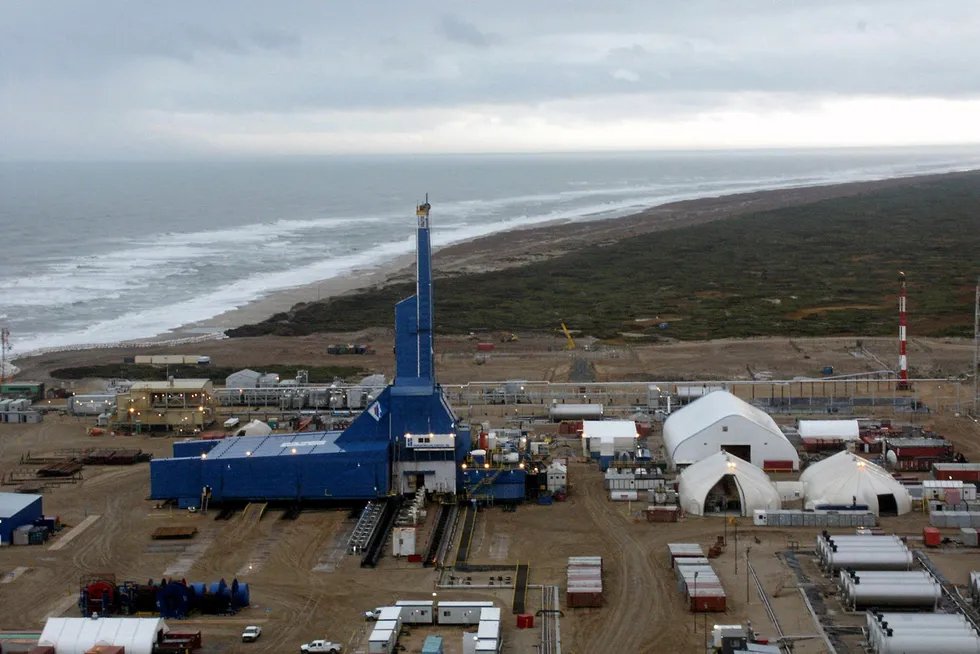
[798,420,860,440]
[582,421,638,442]
[39,617,169,654]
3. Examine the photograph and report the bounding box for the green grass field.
[228,174,980,341]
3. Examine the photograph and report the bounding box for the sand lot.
[3,332,980,653]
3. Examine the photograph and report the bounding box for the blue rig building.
[150,199,527,509]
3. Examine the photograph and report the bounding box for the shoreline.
[11,168,980,363]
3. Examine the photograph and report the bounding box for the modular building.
[663,390,800,472]
[581,420,638,461]
[69,394,118,416]
[437,601,495,625]
[115,379,215,431]
[1,381,45,402]
[395,600,434,625]
[0,492,43,545]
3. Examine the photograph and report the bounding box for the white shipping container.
[395,600,435,625]
[368,628,396,654]
[437,601,495,625]
[392,527,417,556]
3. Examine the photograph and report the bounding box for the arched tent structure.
[678,451,781,517]
[235,419,272,437]
[800,451,912,516]
[39,617,169,654]
[663,390,799,471]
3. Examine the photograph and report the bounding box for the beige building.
[115,379,215,432]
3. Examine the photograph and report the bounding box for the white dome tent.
[663,390,800,472]
[235,419,273,437]
[678,451,781,517]
[800,451,912,516]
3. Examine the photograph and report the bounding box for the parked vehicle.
[300,639,343,653]
[364,607,384,621]
[242,626,262,643]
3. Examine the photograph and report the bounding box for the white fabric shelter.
[39,617,169,654]
[678,451,781,516]
[800,451,912,515]
[663,391,799,471]
[235,419,273,437]
[798,420,860,441]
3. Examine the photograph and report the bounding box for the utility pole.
[974,278,979,416]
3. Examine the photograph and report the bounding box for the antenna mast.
[0,327,10,386]
[897,272,910,391]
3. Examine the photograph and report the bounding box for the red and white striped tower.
[897,271,910,390]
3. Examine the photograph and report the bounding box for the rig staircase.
[348,501,384,555]
[361,496,405,568]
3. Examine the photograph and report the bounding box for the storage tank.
[549,404,604,421]
[844,580,940,609]
[824,549,912,571]
[868,621,980,652]
[470,449,487,466]
[877,632,980,654]
[610,490,638,501]
[842,570,933,584]
[819,543,910,567]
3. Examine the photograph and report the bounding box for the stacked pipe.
[816,531,912,571]
[866,611,980,654]
[840,570,940,610]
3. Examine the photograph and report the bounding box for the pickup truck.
[241,626,262,643]
[363,607,384,621]
[300,639,343,653]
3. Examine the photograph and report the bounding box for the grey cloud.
[2,0,979,157]
[438,14,501,47]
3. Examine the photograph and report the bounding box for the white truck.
[300,639,343,653]
[241,626,262,643]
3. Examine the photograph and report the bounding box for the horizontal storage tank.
[843,571,933,584]
[824,549,913,571]
[610,490,638,501]
[877,632,980,654]
[820,545,911,567]
[845,580,940,609]
[550,404,604,421]
[869,621,980,652]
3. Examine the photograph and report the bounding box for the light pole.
[746,546,752,604]
[693,571,698,633]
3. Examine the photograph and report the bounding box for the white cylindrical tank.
[869,622,979,651]
[878,633,980,654]
[821,545,910,567]
[550,404,604,420]
[610,490,638,501]
[824,549,912,571]
[818,539,907,563]
[816,534,903,560]
[845,580,940,608]
[843,571,933,584]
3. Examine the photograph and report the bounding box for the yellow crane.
[560,323,576,350]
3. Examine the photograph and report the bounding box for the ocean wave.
[7,155,980,355]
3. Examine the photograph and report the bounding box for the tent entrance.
[704,474,743,515]
[721,445,751,462]
[877,493,898,516]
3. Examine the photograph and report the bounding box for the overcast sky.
[3,0,980,159]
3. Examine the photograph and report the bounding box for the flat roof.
[0,492,41,518]
[199,431,384,460]
[582,420,638,440]
[129,379,212,391]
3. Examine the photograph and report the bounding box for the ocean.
[3,146,980,358]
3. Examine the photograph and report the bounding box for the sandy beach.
[165,170,977,340]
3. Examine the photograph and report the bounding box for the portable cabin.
[395,600,435,625]
[437,601,495,625]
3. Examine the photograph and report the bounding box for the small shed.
[0,492,43,544]
[546,461,567,492]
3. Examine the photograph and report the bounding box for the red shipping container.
[688,593,727,612]
[524,613,534,628]
[476,343,495,351]
[923,527,941,548]
[407,554,422,563]
[566,590,603,607]
[763,460,795,472]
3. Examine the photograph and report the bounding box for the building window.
[722,426,728,432]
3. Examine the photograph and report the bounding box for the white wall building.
[798,420,860,441]
[800,451,912,515]
[678,451,781,517]
[663,391,800,471]
[581,420,638,458]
